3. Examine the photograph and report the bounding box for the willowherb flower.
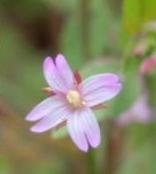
[26,54,122,152]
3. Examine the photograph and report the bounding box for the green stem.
[86,150,97,174]
[103,119,125,174]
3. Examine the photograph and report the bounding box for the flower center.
[66,90,85,108]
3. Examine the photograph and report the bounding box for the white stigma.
[66,90,85,108]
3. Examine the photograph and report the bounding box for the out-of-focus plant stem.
[120,38,135,74]
[103,119,125,174]
[144,75,156,113]
[79,0,91,60]
[86,150,97,174]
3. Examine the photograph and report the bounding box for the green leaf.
[143,0,156,22]
[122,0,143,34]
[0,22,44,112]
[119,123,156,174]
[90,0,117,55]
[60,13,84,69]
[122,0,156,35]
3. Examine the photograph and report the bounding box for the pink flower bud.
[140,58,156,74]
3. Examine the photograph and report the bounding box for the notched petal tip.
[74,141,89,152]
[90,138,101,148]
[44,56,53,61]
[56,53,65,58]
[43,57,54,75]
[55,53,74,88]
[43,56,68,91]
[43,56,53,68]
[55,53,65,63]
[67,115,90,152]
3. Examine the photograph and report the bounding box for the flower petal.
[30,106,69,133]
[79,108,101,148]
[80,73,122,107]
[25,96,66,121]
[43,57,67,92]
[117,95,152,126]
[55,54,74,88]
[67,112,89,152]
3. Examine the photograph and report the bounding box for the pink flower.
[26,54,122,152]
[117,95,152,126]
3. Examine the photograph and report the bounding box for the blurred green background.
[1,0,156,173]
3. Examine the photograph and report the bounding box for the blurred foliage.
[123,0,156,34]
[119,123,156,174]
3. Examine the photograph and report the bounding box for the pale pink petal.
[67,112,89,152]
[79,108,101,148]
[116,112,134,126]
[30,106,69,133]
[117,95,152,126]
[43,57,67,92]
[55,54,74,88]
[127,95,152,123]
[26,96,66,121]
[80,73,122,107]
